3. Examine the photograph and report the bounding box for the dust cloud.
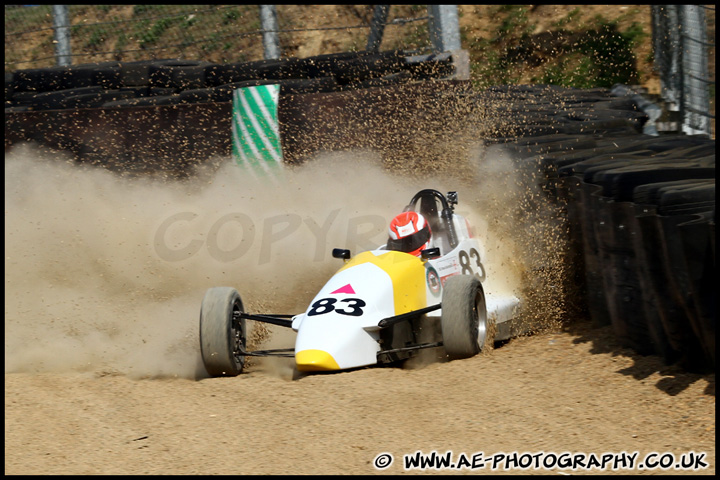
[461,142,569,335]
[4,141,566,379]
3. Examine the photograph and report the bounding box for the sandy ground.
[4,144,715,475]
[4,322,715,475]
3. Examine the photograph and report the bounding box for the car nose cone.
[295,349,340,371]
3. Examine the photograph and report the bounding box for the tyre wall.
[488,86,714,373]
[5,51,459,110]
[5,50,466,175]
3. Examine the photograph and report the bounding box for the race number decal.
[307,297,366,317]
[458,248,486,282]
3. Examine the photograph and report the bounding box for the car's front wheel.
[199,287,246,376]
[441,275,491,359]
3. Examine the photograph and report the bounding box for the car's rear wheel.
[199,287,246,376]
[441,275,491,359]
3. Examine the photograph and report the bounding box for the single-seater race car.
[199,189,521,377]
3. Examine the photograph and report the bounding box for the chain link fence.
[5,4,716,138]
[4,5,431,70]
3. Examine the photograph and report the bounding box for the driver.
[386,211,432,257]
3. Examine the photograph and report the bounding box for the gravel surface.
[5,320,714,475]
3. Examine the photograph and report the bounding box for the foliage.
[468,7,650,90]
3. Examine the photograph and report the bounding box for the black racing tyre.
[63,62,122,90]
[336,51,405,83]
[279,76,338,94]
[199,287,247,377]
[180,84,241,103]
[5,72,15,100]
[149,60,216,89]
[347,71,412,91]
[441,275,490,359]
[204,61,264,87]
[13,62,122,92]
[24,86,105,110]
[297,51,368,78]
[179,87,219,104]
[117,59,166,86]
[60,89,138,109]
[101,94,181,108]
[256,57,311,80]
[13,65,70,92]
[5,105,31,113]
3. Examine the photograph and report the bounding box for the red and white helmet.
[387,211,432,257]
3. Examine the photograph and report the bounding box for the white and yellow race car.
[199,189,521,376]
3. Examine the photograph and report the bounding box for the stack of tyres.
[504,131,714,372]
[5,50,454,112]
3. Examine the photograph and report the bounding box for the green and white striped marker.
[231,84,284,181]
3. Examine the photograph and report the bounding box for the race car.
[199,189,521,376]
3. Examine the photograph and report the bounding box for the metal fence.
[4,4,716,138]
[651,5,715,137]
[4,5,432,70]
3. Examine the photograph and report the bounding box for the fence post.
[52,5,72,67]
[366,5,390,52]
[651,5,681,111]
[427,5,461,53]
[259,5,281,60]
[679,5,711,137]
